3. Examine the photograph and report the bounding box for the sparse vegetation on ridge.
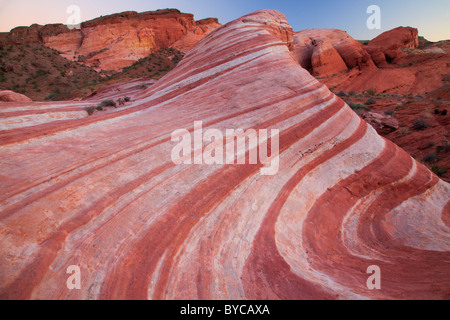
[0,45,184,101]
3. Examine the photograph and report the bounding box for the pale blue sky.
[0,0,449,41]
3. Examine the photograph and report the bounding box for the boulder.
[0,90,32,102]
[361,111,399,135]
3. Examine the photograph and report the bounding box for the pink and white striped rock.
[0,10,449,300]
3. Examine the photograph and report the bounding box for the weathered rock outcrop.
[306,27,449,95]
[293,28,376,77]
[0,10,449,300]
[172,18,221,53]
[311,41,348,77]
[368,27,419,63]
[0,90,32,102]
[1,9,220,71]
[361,111,399,135]
[370,26,419,50]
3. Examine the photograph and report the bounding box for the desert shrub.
[35,69,47,77]
[423,111,433,119]
[347,102,370,111]
[422,153,437,162]
[336,91,348,97]
[117,98,125,106]
[436,143,450,154]
[85,106,96,116]
[412,118,430,130]
[347,102,370,116]
[347,101,356,109]
[442,109,448,116]
[399,127,410,136]
[384,109,395,116]
[365,98,376,106]
[365,88,377,96]
[431,165,447,177]
[98,99,117,108]
[124,96,131,102]
[45,92,59,101]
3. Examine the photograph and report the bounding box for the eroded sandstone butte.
[296,27,449,95]
[0,10,449,300]
[0,9,220,71]
[292,28,376,77]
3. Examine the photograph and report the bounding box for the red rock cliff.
[292,28,376,77]
[1,9,221,71]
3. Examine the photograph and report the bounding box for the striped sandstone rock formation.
[0,10,449,300]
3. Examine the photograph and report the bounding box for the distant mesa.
[0,9,221,71]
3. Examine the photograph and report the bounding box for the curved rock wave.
[0,10,449,300]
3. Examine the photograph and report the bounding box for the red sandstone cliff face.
[292,28,376,77]
[364,27,419,65]
[369,27,419,56]
[293,27,448,95]
[1,9,221,71]
[0,10,449,300]
[311,41,348,77]
[172,18,222,53]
